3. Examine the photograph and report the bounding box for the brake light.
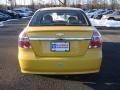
[89,30,102,48]
[18,31,31,48]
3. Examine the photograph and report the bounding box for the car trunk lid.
[27,26,93,57]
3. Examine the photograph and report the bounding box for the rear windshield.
[29,10,91,26]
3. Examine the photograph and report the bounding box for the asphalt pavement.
[0,19,120,90]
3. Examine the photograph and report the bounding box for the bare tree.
[110,0,118,9]
[58,0,67,6]
[8,0,15,9]
[85,0,92,9]
[91,0,98,9]
[30,0,35,9]
[64,0,66,6]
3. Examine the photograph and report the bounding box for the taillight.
[89,30,102,48]
[18,31,31,48]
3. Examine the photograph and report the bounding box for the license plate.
[51,42,70,52]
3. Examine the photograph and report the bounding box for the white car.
[86,9,97,18]
[14,7,33,17]
[86,9,104,18]
[14,10,31,17]
[102,10,120,20]
[93,10,114,19]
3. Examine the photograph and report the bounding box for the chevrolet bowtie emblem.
[56,33,64,37]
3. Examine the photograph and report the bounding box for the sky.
[0,0,119,5]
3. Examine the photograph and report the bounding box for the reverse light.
[89,30,102,48]
[18,31,31,48]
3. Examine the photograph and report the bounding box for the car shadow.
[40,42,120,90]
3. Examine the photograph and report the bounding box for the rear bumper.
[19,58,101,74]
[21,70,99,75]
[18,48,102,75]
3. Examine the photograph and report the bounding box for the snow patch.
[6,19,18,22]
[90,18,120,27]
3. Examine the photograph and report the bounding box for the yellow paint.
[18,48,102,74]
[18,26,102,74]
[18,7,102,74]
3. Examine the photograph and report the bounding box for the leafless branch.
[58,0,64,5]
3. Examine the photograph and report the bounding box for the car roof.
[38,7,82,11]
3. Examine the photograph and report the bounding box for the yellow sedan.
[18,7,102,74]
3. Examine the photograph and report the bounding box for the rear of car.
[18,7,102,74]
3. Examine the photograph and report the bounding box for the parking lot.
[0,18,120,90]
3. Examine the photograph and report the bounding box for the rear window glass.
[30,10,90,26]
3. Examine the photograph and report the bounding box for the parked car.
[18,7,102,74]
[86,9,98,18]
[0,12,11,21]
[14,10,31,17]
[86,9,107,18]
[0,10,21,19]
[93,10,106,19]
[102,10,120,20]
[94,10,114,19]
[14,7,33,16]
[0,15,7,21]
[7,10,22,18]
